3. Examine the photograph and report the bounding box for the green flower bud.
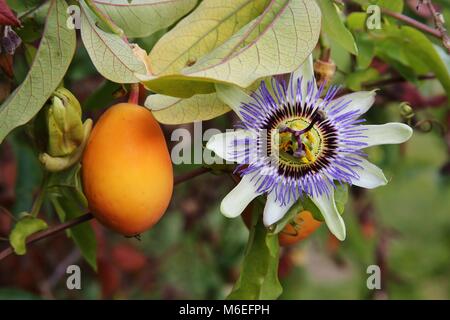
[54,87,82,117]
[399,102,414,120]
[39,87,93,172]
[40,119,93,172]
[46,89,84,157]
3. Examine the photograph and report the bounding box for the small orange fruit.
[82,103,173,236]
[241,205,322,246]
[278,210,322,246]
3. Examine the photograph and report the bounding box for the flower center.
[271,117,324,168]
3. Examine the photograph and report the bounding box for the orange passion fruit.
[278,210,322,246]
[242,207,322,246]
[82,103,173,236]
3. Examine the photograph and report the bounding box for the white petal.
[206,131,255,163]
[358,123,413,148]
[329,90,376,117]
[310,191,346,241]
[350,156,388,189]
[263,191,296,227]
[215,83,253,120]
[220,174,261,218]
[287,54,316,106]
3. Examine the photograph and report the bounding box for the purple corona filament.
[230,77,369,207]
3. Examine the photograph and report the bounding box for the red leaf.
[0,0,20,27]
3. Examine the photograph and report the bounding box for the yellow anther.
[304,145,315,163]
[306,131,315,144]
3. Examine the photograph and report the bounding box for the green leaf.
[334,184,349,215]
[355,35,375,69]
[374,34,418,83]
[376,0,403,12]
[345,67,379,91]
[271,200,302,234]
[50,193,97,271]
[141,0,321,98]
[377,52,418,84]
[227,203,282,300]
[316,0,358,55]
[301,196,324,221]
[0,0,76,144]
[146,93,230,124]
[347,12,367,31]
[94,0,197,38]
[141,75,217,98]
[6,0,42,13]
[8,134,43,215]
[435,45,450,75]
[83,80,122,111]
[16,17,42,43]
[9,216,48,255]
[79,1,147,84]
[47,165,88,206]
[399,27,450,94]
[146,78,264,124]
[47,165,97,271]
[148,0,270,75]
[302,185,348,222]
[330,38,352,73]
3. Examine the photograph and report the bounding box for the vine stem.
[420,0,450,53]
[128,83,140,105]
[381,8,441,39]
[0,167,211,262]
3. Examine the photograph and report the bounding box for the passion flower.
[206,55,413,241]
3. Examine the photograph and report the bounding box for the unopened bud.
[399,102,414,120]
[46,94,84,157]
[313,59,336,88]
[40,119,93,172]
[40,88,92,172]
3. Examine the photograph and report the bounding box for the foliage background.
[0,0,449,299]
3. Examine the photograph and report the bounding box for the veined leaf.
[0,0,76,144]
[146,93,230,124]
[316,0,358,55]
[146,79,263,124]
[94,0,197,38]
[79,1,147,84]
[141,0,321,98]
[149,0,270,75]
